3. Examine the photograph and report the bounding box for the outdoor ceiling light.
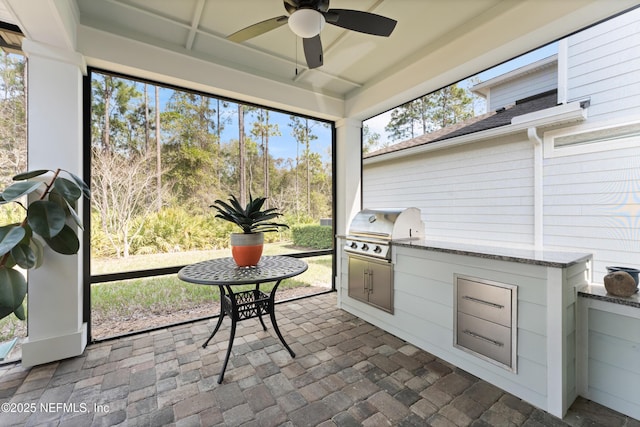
[288,9,325,38]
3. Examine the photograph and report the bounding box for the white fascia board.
[77,25,345,121]
[364,101,586,165]
[511,101,587,126]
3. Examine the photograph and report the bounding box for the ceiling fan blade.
[324,9,397,37]
[227,16,288,43]
[283,0,301,15]
[303,35,323,69]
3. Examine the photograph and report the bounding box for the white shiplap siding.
[567,7,640,121]
[364,136,535,246]
[543,145,640,281]
[488,67,558,111]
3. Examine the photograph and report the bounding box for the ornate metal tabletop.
[178,255,308,285]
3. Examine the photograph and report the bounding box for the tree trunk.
[144,84,149,153]
[305,120,311,214]
[238,105,246,206]
[103,77,111,152]
[264,111,270,209]
[155,86,162,211]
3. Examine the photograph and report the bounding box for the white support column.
[335,118,362,307]
[335,118,362,236]
[20,39,88,367]
[546,267,567,418]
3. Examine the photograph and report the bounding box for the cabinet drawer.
[456,312,512,367]
[457,277,512,327]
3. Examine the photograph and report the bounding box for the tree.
[289,116,328,217]
[362,124,382,154]
[0,52,26,189]
[384,83,474,142]
[91,75,143,153]
[251,109,281,208]
[161,91,219,206]
[92,148,162,257]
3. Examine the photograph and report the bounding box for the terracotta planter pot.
[230,232,264,267]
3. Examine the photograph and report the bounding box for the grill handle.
[363,270,369,293]
[363,269,374,294]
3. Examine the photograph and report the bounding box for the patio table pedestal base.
[178,256,308,384]
[203,282,296,383]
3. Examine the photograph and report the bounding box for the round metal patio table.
[178,255,308,383]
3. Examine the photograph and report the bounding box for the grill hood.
[348,208,424,241]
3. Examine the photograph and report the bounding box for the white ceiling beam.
[4,0,78,51]
[78,25,346,120]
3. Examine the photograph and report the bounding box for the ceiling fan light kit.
[227,0,397,69]
[288,9,326,38]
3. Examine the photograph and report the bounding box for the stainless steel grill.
[344,208,424,260]
[345,208,424,314]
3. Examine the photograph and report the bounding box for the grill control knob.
[361,243,369,251]
[373,246,382,253]
[350,242,358,249]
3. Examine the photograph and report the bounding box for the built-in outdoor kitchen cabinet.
[338,238,592,418]
[454,275,517,371]
[347,255,393,313]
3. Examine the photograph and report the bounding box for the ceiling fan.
[227,0,397,69]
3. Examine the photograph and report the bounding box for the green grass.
[91,249,332,320]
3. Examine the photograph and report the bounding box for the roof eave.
[364,101,587,165]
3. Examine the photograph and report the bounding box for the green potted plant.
[0,169,90,321]
[211,193,288,267]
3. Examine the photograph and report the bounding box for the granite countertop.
[391,239,593,268]
[578,284,640,309]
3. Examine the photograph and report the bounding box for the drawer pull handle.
[463,330,504,347]
[462,295,504,309]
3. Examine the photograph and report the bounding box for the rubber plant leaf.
[0,266,27,320]
[12,169,49,181]
[1,180,43,203]
[43,224,80,255]
[54,177,82,202]
[63,170,91,199]
[29,237,44,268]
[13,303,25,321]
[0,225,26,257]
[27,200,66,239]
[64,199,83,230]
[11,243,36,269]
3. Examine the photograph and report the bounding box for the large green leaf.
[64,200,83,230]
[0,225,26,257]
[63,170,91,199]
[0,267,27,320]
[13,303,25,321]
[43,225,79,255]
[13,169,49,181]
[54,177,82,202]
[27,200,66,239]
[11,243,36,269]
[30,238,44,268]
[45,190,82,229]
[1,181,43,202]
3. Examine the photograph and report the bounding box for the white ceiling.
[3,0,639,120]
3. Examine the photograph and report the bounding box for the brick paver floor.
[0,292,637,426]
